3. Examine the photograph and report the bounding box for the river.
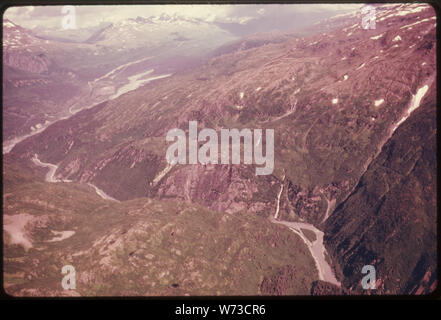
[32,154,118,202]
[3,64,172,154]
[270,217,341,286]
[270,178,341,287]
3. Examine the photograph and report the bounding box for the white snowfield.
[322,195,336,223]
[347,23,359,30]
[4,21,15,28]
[377,4,430,22]
[375,99,385,107]
[274,177,285,220]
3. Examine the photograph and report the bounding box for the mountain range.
[3,3,437,296]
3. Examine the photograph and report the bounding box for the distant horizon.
[4,4,363,31]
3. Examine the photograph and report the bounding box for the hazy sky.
[4,4,363,29]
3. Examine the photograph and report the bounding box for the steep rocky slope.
[3,19,91,141]
[4,3,437,295]
[324,85,437,295]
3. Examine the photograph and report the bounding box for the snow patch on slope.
[391,85,429,133]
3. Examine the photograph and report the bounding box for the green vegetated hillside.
[324,86,437,295]
[3,158,317,296]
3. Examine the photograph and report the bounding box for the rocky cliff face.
[3,51,51,74]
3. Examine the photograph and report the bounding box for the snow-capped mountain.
[85,13,236,56]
